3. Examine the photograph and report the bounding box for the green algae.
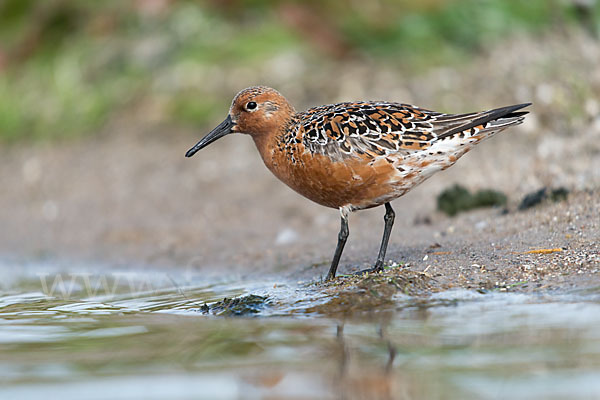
[203,294,271,316]
[437,184,507,216]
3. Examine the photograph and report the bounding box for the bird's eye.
[245,101,257,111]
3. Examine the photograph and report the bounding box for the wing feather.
[294,102,530,162]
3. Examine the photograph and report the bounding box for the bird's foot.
[353,264,385,277]
[325,272,336,281]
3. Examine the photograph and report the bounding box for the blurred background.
[2,4,600,398]
[1,0,599,141]
[0,0,599,270]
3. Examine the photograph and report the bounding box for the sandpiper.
[186,86,530,280]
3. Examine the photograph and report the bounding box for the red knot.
[186,86,530,280]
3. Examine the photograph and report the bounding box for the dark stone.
[518,187,569,210]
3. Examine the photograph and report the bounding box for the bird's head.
[185,86,295,157]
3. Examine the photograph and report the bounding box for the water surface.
[1,261,599,399]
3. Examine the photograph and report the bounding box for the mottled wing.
[297,102,433,161]
[295,101,529,162]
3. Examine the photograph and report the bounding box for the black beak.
[185,115,235,157]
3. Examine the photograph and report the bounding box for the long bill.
[185,115,235,157]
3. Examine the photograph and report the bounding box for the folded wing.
[297,101,530,162]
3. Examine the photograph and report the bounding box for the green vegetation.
[0,0,598,142]
[437,184,507,216]
[204,294,270,316]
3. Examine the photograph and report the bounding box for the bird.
[186,86,530,280]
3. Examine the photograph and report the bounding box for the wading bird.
[186,86,529,280]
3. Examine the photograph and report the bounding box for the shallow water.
[1,261,600,399]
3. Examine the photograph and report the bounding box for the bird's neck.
[251,114,297,178]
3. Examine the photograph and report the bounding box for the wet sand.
[1,129,598,294]
[1,31,599,294]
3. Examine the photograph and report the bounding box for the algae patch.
[202,294,270,316]
[437,184,507,216]
[306,267,432,317]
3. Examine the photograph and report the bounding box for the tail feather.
[436,103,531,141]
[386,103,531,193]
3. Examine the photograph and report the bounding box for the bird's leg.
[325,208,349,281]
[355,202,395,275]
[374,202,395,271]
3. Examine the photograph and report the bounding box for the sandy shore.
[1,31,599,293]
[1,127,598,293]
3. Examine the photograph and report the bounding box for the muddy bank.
[1,129,598,294]
[1,31,599,294]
